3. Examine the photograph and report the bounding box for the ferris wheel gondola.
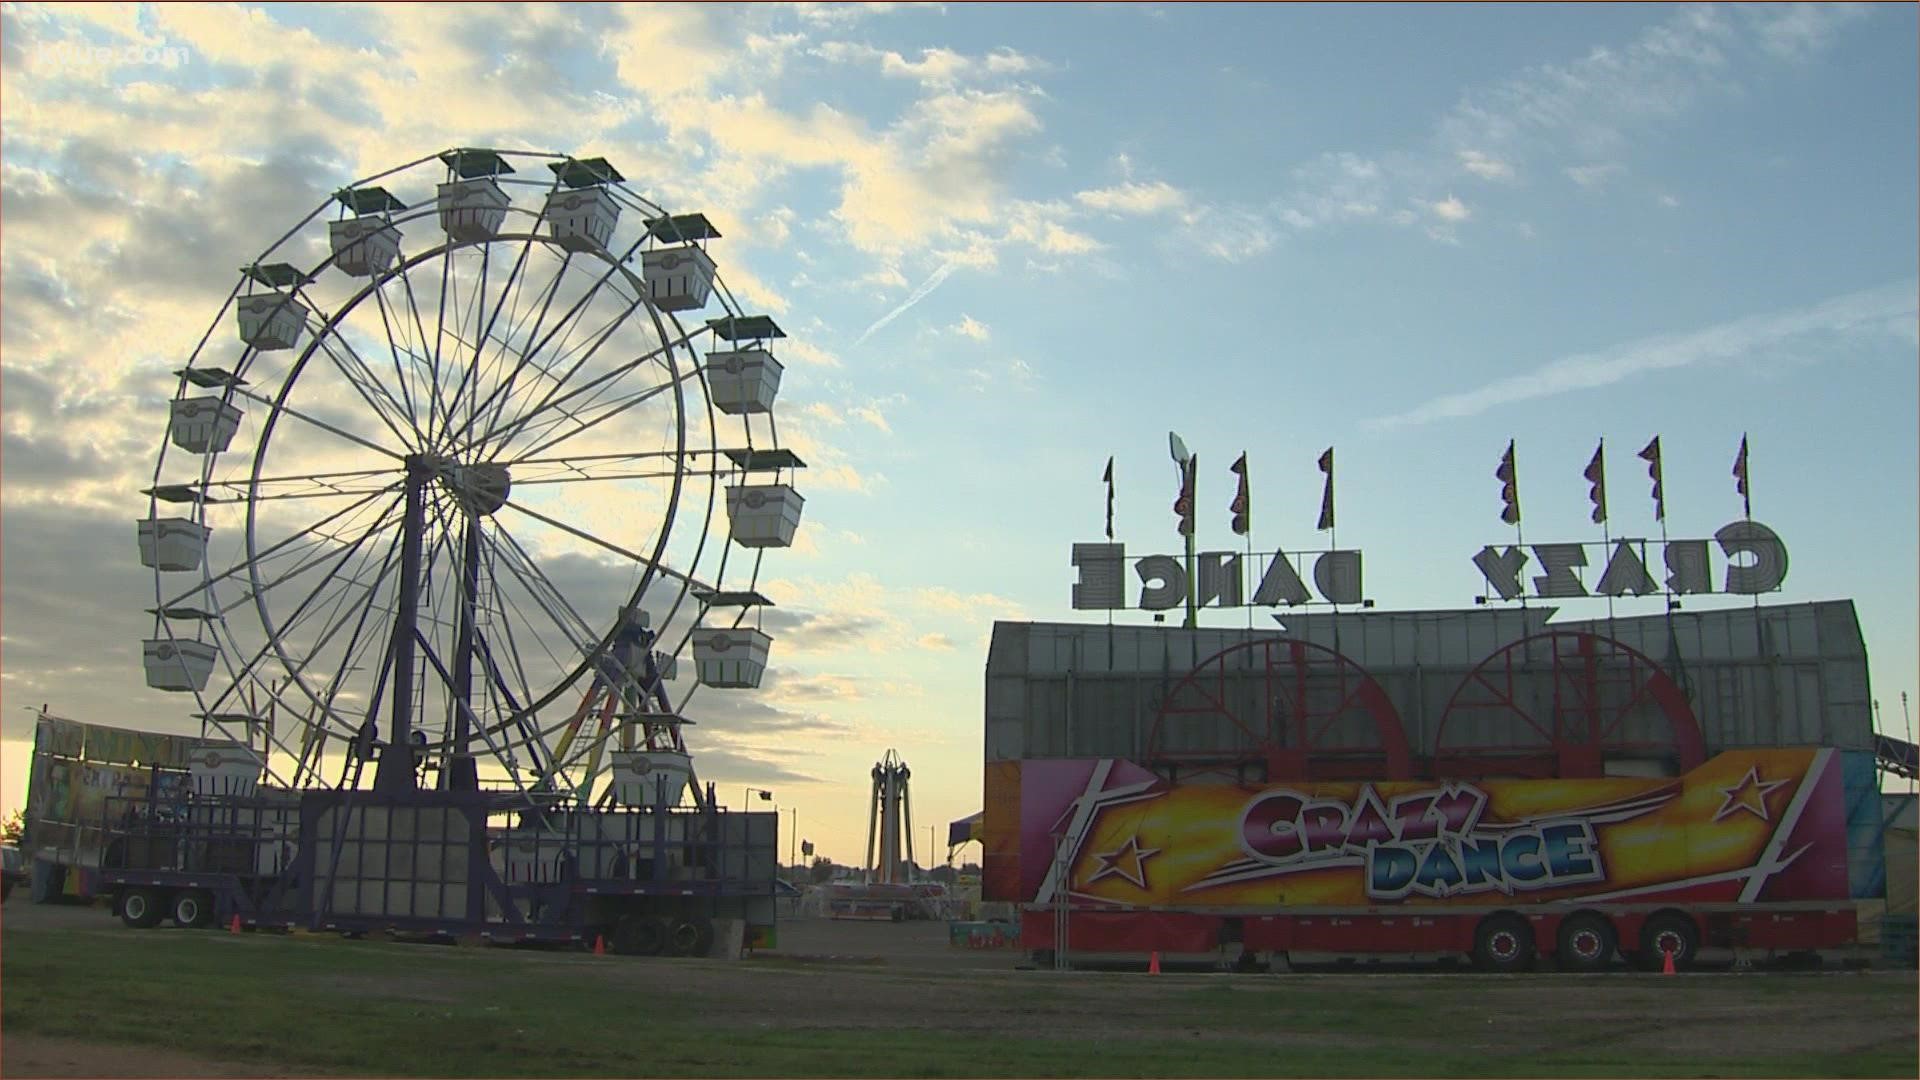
[138,147,802,809]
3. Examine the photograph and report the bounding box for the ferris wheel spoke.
[221,494,407,733]
[468,263,670,459]
[391,246,457,449]
[484,311,702,463]
[298,518,409,741]
[371,286,426,449]
[197,466,402,504]
[503,365,702,465]
[496,498,707,595]
[443,232,543,455]
[311,329,425,452]
[233,385,407,462]
[160,484,401,613]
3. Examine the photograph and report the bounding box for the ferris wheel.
[138,147,803,807]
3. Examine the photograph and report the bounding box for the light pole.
[789,807,798,872]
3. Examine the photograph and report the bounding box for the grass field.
[2,907,1916,1078]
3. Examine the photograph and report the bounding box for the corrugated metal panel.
[986,600,1874,764]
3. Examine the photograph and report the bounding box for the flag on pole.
[1173,456,1196,536]
[1584,440,1607,525]
[1496,440,1521,525]
[1733,435,1750,518]
[1316,447,1335,531]
[1229,452,1250,535]
[1102,457,1115,540]
[1638,436,1665,521]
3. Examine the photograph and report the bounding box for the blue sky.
[1,2,1915,864]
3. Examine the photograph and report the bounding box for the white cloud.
[1075,179,1187,215]
[850,404,893,434]
[950,315,991,341]
[1458,149,1515,181]
[1658,193,1681,208]
[1426,194,1471,222]
[1365,279,1920,429]
[1565,162,1626,188]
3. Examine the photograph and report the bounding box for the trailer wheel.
[667,919,703,956]
[120,888,164,929]
[1473,914,1534,972]
[171,889,216,929]
[689,916,716,958]
[1637,912,1698,972]
[1555,913,1616,972]
[611,914,664,956]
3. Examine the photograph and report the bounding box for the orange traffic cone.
[1660,948,1676,976]
[229,914,242,934]
[593,934,606,956]
[1148,951,1161,975]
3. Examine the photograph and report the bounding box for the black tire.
[1637,912,1698,972]
[120,888,164,929]
[1473,914,1535,972]
[1556,912,1616,972]
[667,919,702,957]
[689,916,716,958]
[172,889,216,929]
[611,914,664,956]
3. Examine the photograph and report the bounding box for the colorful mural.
[985,750,1850,909]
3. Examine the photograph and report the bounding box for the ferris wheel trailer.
[96,782,781,956]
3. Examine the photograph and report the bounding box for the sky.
[1,2,1916,867]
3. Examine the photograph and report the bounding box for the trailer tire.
[689,916,716,958]
[1637,912,1698,972]
[1473,914,1534,972]
[120,888,164,929]
[612,914,664,956]
[171,889,216,929]
[667,918,703,956]
[1555,912,1616,972]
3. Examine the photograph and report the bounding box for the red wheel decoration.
[1147,638,1411,782]
[1433,631,1705,779]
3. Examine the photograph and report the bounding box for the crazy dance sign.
[988,749,1849,909]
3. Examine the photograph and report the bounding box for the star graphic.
[1712,766,1791,822]
[1086,834,1161,890]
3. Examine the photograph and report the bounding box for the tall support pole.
[445,513,481,791]
[374,456,432,793]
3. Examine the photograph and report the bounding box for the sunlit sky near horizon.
[1,2,1916,866]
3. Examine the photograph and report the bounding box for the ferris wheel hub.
[443,461,511,517]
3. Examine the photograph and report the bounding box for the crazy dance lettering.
[1235,784,1605,900]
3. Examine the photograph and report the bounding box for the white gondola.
[706,348,783,414]
[610,748,692,808]
[438,178,510,242]
[137,517,210,572]
[691,627,772,689]
[235,291,308,351]
[169,397,243,454]
[189,740,262,798]
[725,484,804,548]
[143,638,218,692]
[329,217,402,277]
[642,245,716,311]
[542,186,620,252]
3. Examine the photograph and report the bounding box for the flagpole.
[1184,458,1198,630]
[1740,434,1761,647]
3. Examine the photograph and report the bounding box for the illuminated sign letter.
[1596,540,1657,597]
[1717,520,1789,595]
[1070,543,1125,610]
[1252,553,1311,607]
[1530,543,1589,599]
[1196,552,1244,608]
[1313,550,1363,605]
[1472,546,1530,601]
[1664,540,1711,595]
[1135,555,1186,610]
